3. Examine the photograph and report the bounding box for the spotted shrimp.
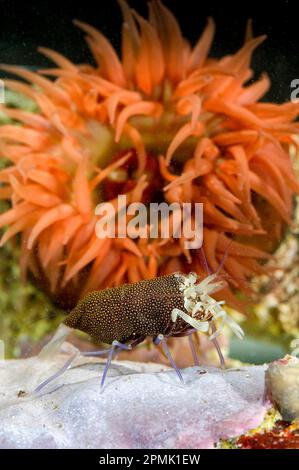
[34,266,244,393]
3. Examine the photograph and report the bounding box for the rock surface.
[0,345,270,449]
[266,355,299,421]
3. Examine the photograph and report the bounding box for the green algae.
[0,237,65,358]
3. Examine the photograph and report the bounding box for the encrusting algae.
[0,0,299,315]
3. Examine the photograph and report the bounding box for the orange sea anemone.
[0,0,298,311]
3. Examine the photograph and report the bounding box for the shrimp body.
[63,274,186,345]
[63,272,243,345]
[35,272,244,392]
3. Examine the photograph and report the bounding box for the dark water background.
[0,0,298,103]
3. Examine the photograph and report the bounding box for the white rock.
[266,355,299,421]
[0,346,269,449]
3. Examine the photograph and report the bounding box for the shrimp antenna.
[199,246,212,275]
[216,236,235,276]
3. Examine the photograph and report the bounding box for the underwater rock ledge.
[0,346,270,449]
